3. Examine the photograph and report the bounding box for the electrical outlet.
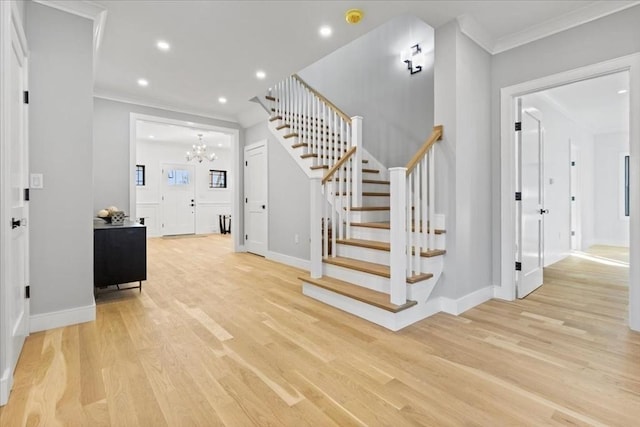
[294,233,299,244]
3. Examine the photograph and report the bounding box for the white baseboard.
[589,238,629,248]
[30,302,96,333]
[544,252,570,267]
[266,251,310,271]
[492,284,515,301]
[0,367,11,406]
[440,286,494,315]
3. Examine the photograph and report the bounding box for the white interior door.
[244,141,267,256]
[518,102,545,298]
[162,164,195,235]
[570,144,580,250]
[1,3,29,405]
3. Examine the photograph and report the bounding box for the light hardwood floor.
[1,237,639,426]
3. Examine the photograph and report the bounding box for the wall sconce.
[401,44,425,75]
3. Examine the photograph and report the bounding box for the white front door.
[1,2,30,405]
[162,164,195,235]
[518,101,545,298]
[244,142,268,256]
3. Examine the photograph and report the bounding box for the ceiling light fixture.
[149,135,155,139]
[137,78,149,87]
[218,97,227,104]
[345,9,363,24]
[156,40,170,51]
[618,89,629,94]
[319,26,332,37]
[256,70,266,79]
[186,134,216,163]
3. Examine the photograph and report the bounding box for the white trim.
[440,286,495,315]
[0,366,11,406]
[456,14,494,54]
[96,93,238,124]
[29,302,96,333]
[129,112,242,252]
[266,251,310,271]
[500,53,640,331]
[492,2,640,54]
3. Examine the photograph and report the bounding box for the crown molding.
[93,91,239,125]
[458,1,640,55]
[492,1,640,54]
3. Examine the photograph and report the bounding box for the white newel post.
[351,116,363,208]
[310,176,323,278]
[390,167,407,305]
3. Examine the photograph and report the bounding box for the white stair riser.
[335,244,443,271]
[362,183,391,192]
[350,226,446,248]
[350,210,390,223]
[407,275,438,301]
[361,195,390,208]
[322,262,390,293]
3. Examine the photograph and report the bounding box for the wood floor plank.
[2,237,639,426]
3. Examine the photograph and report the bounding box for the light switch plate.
[30,173,43,189]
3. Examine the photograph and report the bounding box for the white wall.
[136,139,233,237]
[244,120,310,261]
[431,21,493,300]
[594,132,630,246]
[27,3,94,319]
[297,15,435,168]
[93,98,240,215]
[491,4,640,288]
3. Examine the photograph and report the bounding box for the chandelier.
[186,134,217,163]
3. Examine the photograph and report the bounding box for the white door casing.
[244,141,268,256]
[518,105,545,298]
[161,164,196,236]
[1,0,29,406]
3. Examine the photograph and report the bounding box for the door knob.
[539,209,549,214]
[262,205,266,209]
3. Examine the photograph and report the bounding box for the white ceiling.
[85,1,638,123]
[537,71,629,135]
[136,120,231,148]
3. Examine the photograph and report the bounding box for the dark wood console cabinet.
[94,221,147,294]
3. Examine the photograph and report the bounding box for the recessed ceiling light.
[218,143,223,147]
[156,40,170,51]
[218,97,227,104]
[256,70,266,79]
[149,135,155,139]
[319,26,332,38]
[618,89,629,94]
[137,78,149,87]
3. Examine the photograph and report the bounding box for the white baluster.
[406,174,412,277]
[421,156,428,251]
[351,117,363,208]
[428,148,436,250]
[310,176,323,278]
[413,166,420,275]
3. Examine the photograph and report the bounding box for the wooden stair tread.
[276,124,290,130]
[335,239,446,257]
[291,143,348,152]
[350,222,446,234]
[299,275,417,313]
[341,192,390,197]
[269,115,282,122]
[323,256,432,283]
[265,95,277,101]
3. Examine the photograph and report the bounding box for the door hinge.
[515,262,522,271]
[571,161,576,166]
[571,196,575,201]
[245,234,248,240]
[515,192,522,201]
[162,223,164,228]
[571,230,576,236]
[245,197,248,203]
[23,91,29,104]
[515,121,522,131]
[25,285,30,299]
[24,188,30,201]
[245,161,248,166]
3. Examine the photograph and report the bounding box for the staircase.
[264,74,445,331]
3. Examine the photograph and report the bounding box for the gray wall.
[93,98,240,214]
[27,3,94,315]
[297,15,435,168]
[490,4,640,286]
[431,21,492,300]
[244,120,310,261]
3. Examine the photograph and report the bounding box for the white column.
[310,176,323,278]
[351,116,363,208]
[390,167,407,305]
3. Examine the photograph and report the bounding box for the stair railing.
[389,125,443,305]
[270,75,363,207]
[310,147,357,278]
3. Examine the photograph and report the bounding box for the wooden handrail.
[292,74,352,124]
[405,125,443,175]
[322,147,357,184]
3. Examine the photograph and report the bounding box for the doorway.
[161,164,195,235]
[244,141,268,256]
[499,54,640,331]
